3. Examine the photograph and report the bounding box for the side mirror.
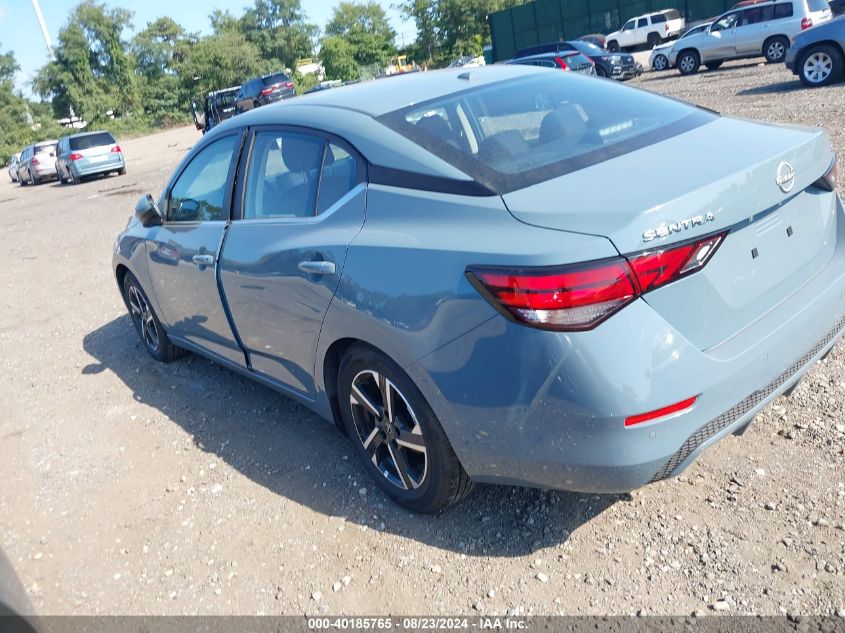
[135,194,164,227]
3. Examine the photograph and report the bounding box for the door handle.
[298,260,336,276]
[192,254,215,266]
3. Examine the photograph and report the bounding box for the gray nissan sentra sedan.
[113,66,844,512]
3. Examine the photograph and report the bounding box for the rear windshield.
[806,0,828,11]
[262,73,290,86]
[572,40,606,55]
[378,72,714,193]
[69,132,116,151]
[563,51,593,66]
[213,92,237,108]
[651,13,667,22]
[664,9,682,19]
[34,144,56,155]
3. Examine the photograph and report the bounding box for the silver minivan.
[668,0,832,74]
[17,141,58,185]
[55,131,125,185]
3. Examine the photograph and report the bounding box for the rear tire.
[29,169,39,186]
[607,40,619,53]
[596,64,608,77]
[646,33,661,48]
[798,44,844,87]
[764,36,789,63]
[118,167,126,176]
[123,272,184,363]
[677,50,700,75]
[705,60,724,70]
[652,54,669,71]
[338,344,474,513]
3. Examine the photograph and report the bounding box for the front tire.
[678,50,700,75]
[798,44,844,87]
[652,54,669,71]
[123,272,184,363]
[764,36,788,63]
[338,344,473,513]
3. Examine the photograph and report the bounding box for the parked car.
[650,22,713,70]
[506,50,597,74]
[55,131,125,185]
[234,72,296,114]
[831,0,845,16]
[193,86,240,135]
[606,9,686,51]
[669,0,833,73]
[7,152,20,182]
[115,66,844,512]
[0,548,40,633]
[567,40,642,79]
[786,14,845,85]
[448,55,486,68]
[578,33,608,47]
[17,141,57,185]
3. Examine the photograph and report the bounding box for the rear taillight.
[625,395,698,427]
[69,153,83,161]
[31,157,39,166]
[801,17,813,29]
[814,156,839,191]
[284,81,294,89]
[111,145,121,153]
[467,231,727,331]
[554,56,569,70]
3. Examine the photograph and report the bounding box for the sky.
[0,0,416,95]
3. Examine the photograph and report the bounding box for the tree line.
[1,0,524,165]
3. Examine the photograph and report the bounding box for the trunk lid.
[503,117,838,349]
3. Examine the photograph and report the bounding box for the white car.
[668,0,832,74]
[606,9,685,51]
[650,22,712,70]
[7,152,20,183]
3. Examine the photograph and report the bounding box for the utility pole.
[31,0,57,62]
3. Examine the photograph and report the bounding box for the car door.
[619,19,636,46]
[734,6,772,55]
[636,17,649,44]
[145,131,246,366]
[703,12,739,59]
[218,128,367,397]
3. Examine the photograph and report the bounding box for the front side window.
[379,72,714,194]
[168,135,239,222]
[712,13,738,30]
[623,20,635,30]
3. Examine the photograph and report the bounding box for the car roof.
[65,130,113,139]
[34,139,57,146]
[209,86,240,97]
[235,66,550,119]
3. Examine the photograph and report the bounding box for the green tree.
[319,36,359,81]
[238,0,318,68]
[133,17,189,80]
[176,30,266,105]
[33,1,138,121]
[325,2,396,67]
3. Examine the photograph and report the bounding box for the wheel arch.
[798,39,845,59]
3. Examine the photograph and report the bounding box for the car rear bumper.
[70,156,124,177]
[408,193,845,493]
[785,45,799,72]
[32,165,57,178]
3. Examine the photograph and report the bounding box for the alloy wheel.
[128,285,160,353]
[768,41,785,61]
[803,51,833,84]
[349,370,428,491]
[653,55,667,71]
[680,55,695,73]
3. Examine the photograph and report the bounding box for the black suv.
[234,72,296,114]
[192,86,240,134]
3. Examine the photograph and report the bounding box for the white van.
[606,9,686,51]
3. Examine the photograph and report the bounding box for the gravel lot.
[1,61,844,618]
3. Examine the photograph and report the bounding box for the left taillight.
[467,231,727,331]
[801,17,813,29]
[69,153,83,161]
[814,155,839,192]
[554,56,570,70]
[111,145,122,153]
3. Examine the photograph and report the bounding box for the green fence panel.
[618,0,651,22]
[562,15,593,37]
[563,0,591,18]
[514,27,541,50]
[535,0,563,24]
[590,10,620,33]
[512,3,538,33]
[489,10,515,37]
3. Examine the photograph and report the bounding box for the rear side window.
[168,135,239,222]
[773,2,795,17]
[317,143,361,214]
[378,72,713,194]
[69,133,116,151]
[638,17,648,27]
[651,13,667,23]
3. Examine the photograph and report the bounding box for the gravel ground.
[0,62,843,618]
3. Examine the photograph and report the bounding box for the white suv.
[606,9,685,51]
[668,0,832,74]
